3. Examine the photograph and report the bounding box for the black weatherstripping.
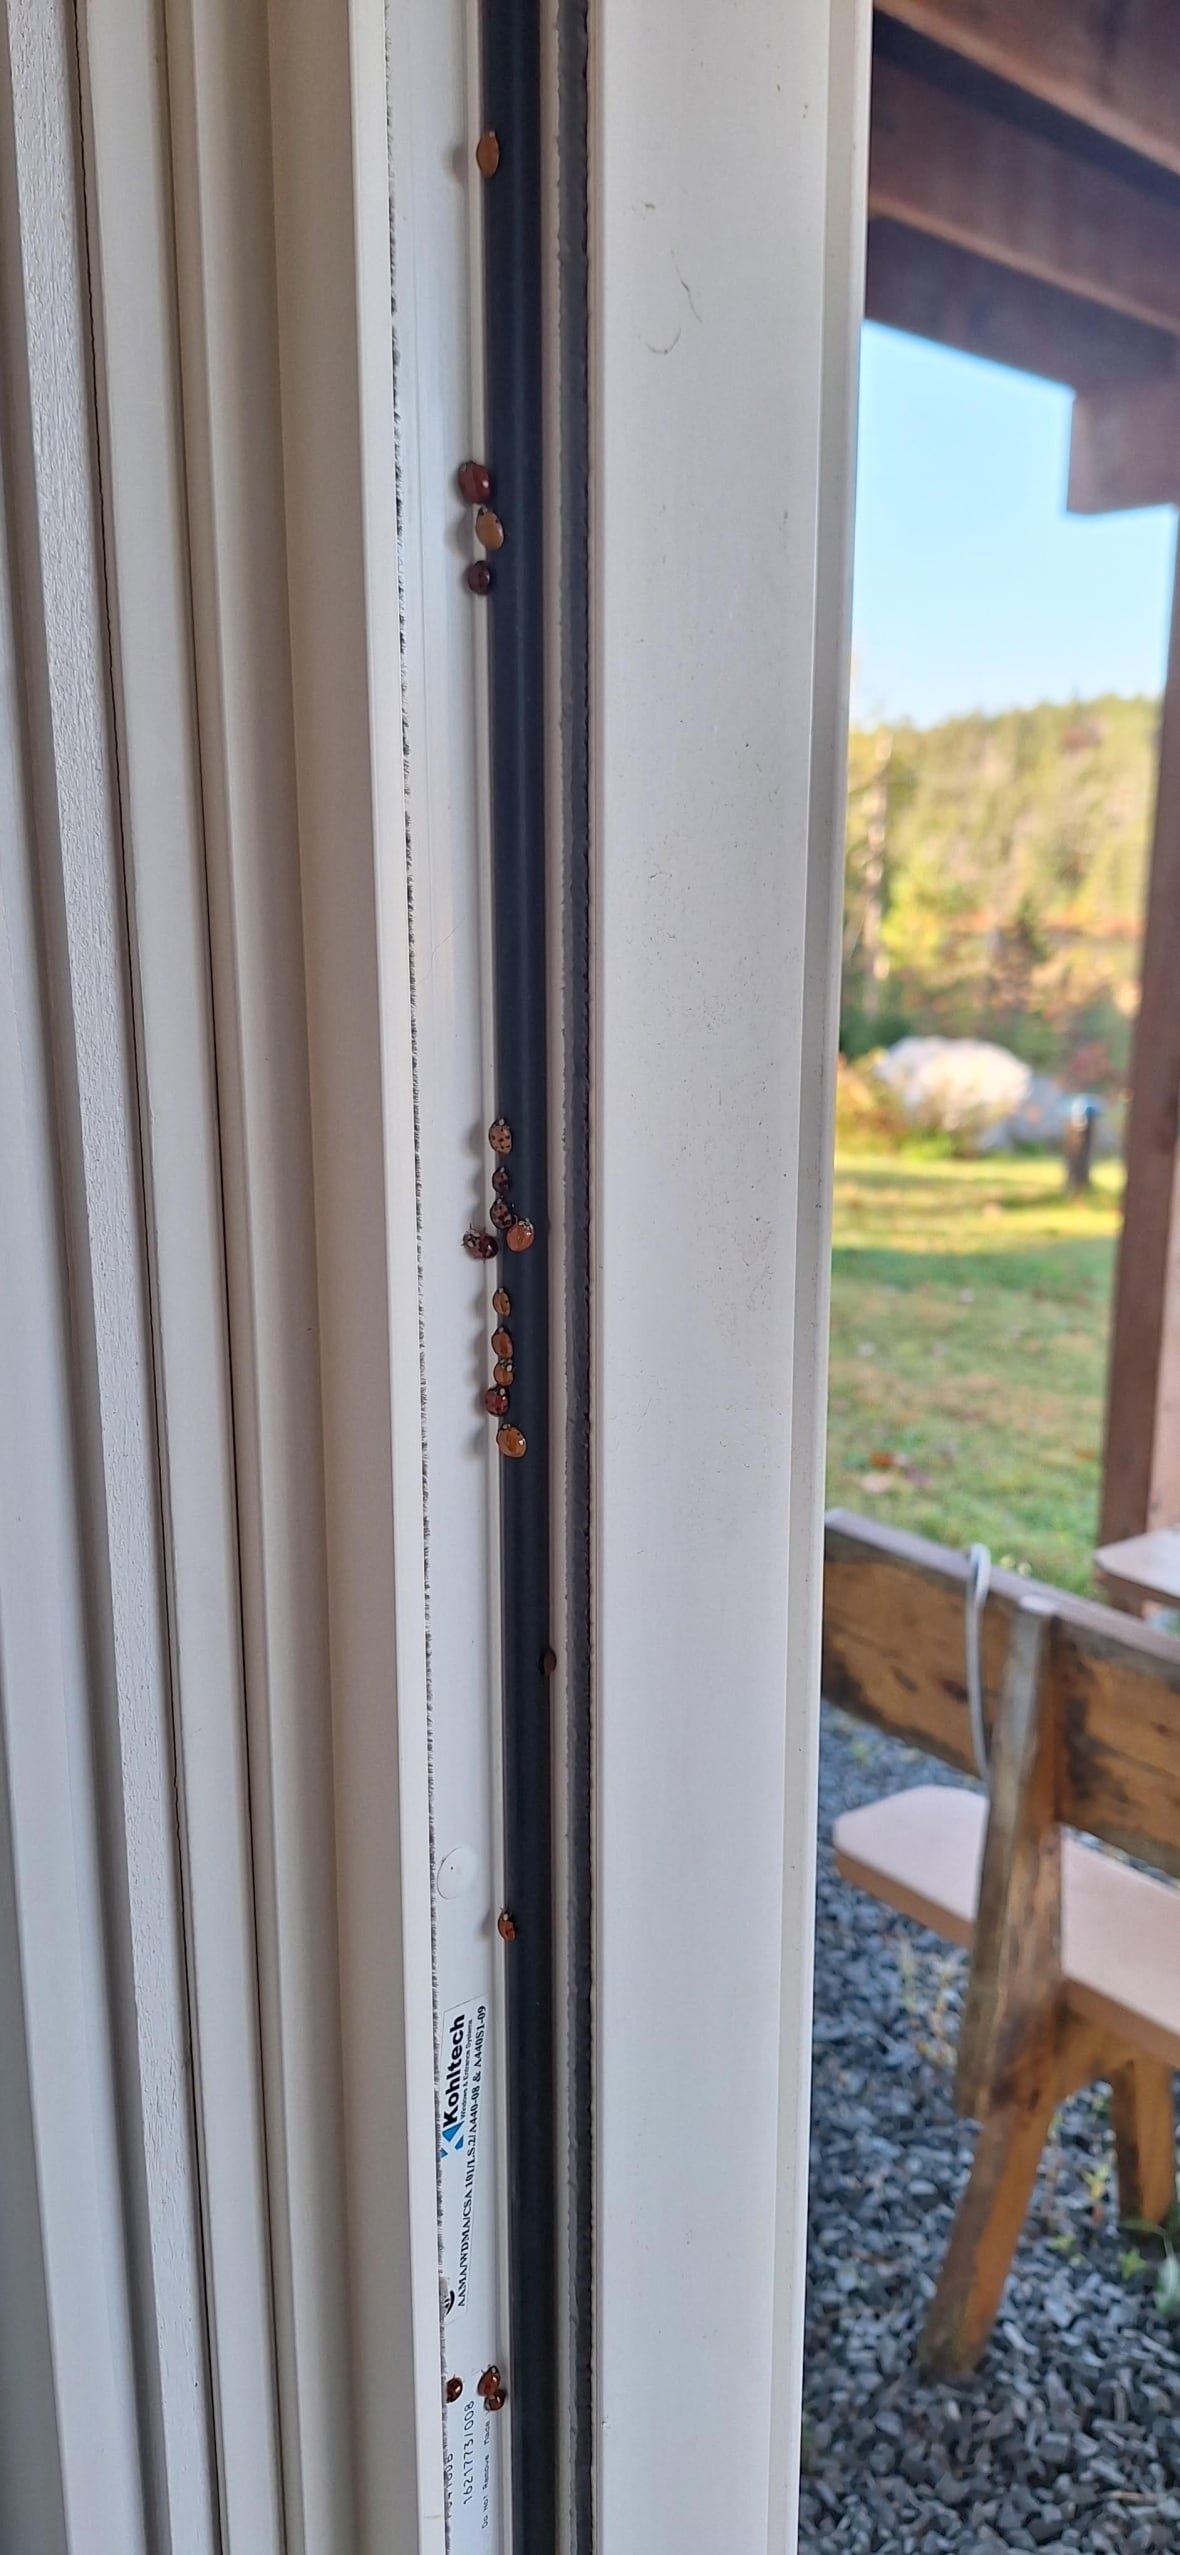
[553,0,593,2543]
[481,3,556,2550]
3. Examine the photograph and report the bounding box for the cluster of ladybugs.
[458,458,504,596]
[463,1119,535,1458]
[444,2363,505,2416]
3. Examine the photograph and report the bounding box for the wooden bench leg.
[1111,2056,1176,2226]
[918,2082,1057,2378]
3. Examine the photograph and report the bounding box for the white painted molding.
[0,0,238,2541]
[268,0,449,2541]
[0,0,869,2545]
[83,0,490,2539]
[591,3,869,2548]
[163,0,482,2541]
[0,315,146,2555]
[161,0,383,2538]
[76,0,286,2537]
[769,5,872,2538]
[3,0,452,2540]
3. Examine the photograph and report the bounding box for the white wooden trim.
[0,0,868,2543]
[162,0,488,2541]
[769,5,872,2535]
[591,3,868,2547]
[161,0,373,2537]
[269,0,451,2541]
[76,0,286,2537]
[0,337,145,2555]
[83,0,504,2538]
[0,2,219,2542]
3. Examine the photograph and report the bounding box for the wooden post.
[1101,553,1180,1546]
[1111,2057,1177,2226]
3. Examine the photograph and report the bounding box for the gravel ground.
[800,1707,1180,2554]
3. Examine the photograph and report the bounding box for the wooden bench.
[823,1508,1180,2378]
[1094,1524,1180,1616]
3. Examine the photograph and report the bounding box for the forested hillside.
[842,695,1158,1092]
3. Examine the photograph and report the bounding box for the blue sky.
[851,323,1178,729]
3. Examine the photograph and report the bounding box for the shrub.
[832,1054,908,1151]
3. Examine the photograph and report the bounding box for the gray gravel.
[799,1706,1180,2553]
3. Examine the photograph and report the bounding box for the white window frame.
[591,4,869,2545]
[1,0,869,2545]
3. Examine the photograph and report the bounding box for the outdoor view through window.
[803,297,1180,2555]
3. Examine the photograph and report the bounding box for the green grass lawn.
[826,1150,1124,1596]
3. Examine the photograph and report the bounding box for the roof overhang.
[867,6,1180,510]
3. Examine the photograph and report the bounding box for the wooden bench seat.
[823,1511,1180,2375]
[835,1785,1180,2072]
[1094,1524,1180,1615]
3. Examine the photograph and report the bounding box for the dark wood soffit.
[877,0,1180,182]
[866,219,1179,392]
[870,55,1180,337]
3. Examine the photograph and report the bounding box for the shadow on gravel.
[800,1707,1180,2555]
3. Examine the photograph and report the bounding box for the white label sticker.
[439,1998,487,2322]
[440,1999,497,2547]
[445,2390,495,2550]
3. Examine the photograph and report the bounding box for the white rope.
[965,1542,992,1787]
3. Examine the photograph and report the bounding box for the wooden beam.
[1101,556,1180,1543]
[866,219,1179,391]
[878,0,1180,181]
[1069,378,1180,512]
[869,56,1180,335]
[1153,1151,1180,1527]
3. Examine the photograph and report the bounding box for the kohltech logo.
[441,2009,467,2156]
[439,2000,487,2323]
